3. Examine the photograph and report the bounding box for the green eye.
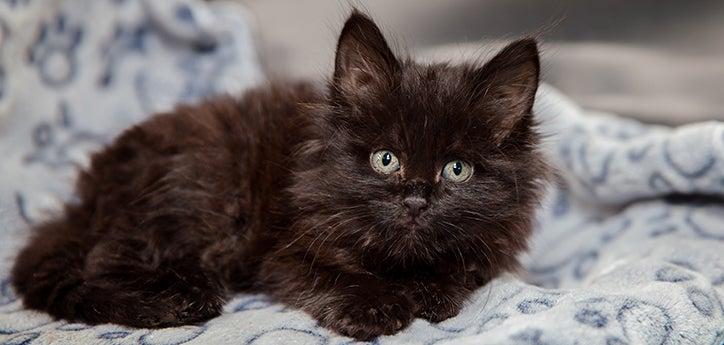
[442,160,473,182]
[370,150,400,174]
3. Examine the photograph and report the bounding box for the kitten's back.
[10,81,321,326]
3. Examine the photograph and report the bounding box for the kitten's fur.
[12,11,547,340]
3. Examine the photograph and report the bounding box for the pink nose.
[403,196,428,216]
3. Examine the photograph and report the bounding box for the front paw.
[412,282,466,323]
[418,301,461,323]
[324,292,415,341]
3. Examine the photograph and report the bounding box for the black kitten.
[12,10,547,341]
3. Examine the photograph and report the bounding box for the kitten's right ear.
[333,10,399,95]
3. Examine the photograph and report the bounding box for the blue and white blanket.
[1,1,723,344]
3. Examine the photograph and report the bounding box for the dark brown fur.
[11,12,547,340]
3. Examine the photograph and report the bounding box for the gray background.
[242,0,724,125]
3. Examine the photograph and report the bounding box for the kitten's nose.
[404,196,428,216]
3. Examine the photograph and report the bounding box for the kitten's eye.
[370,150,400,174]
[442,160,473,182]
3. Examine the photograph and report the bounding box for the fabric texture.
[1,1,724,344]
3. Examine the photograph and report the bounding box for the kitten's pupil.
[382,152,392,166]
[452,161,462,175]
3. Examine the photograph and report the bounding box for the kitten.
[11,11,547,341]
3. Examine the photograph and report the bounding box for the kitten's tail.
[10,214,96,323]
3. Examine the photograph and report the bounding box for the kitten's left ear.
[333,10,399,95]
[473,38,540,144]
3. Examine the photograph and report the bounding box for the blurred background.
[244,0,724,125]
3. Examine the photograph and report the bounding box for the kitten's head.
[292,11,548,272]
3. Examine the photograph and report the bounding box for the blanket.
[1,1,723,344]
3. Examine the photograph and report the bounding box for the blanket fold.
[537,85,724,206]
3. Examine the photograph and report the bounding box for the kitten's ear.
[333,10,399,94]
[473,38,540,144]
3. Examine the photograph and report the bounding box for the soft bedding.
[0,1,723,344]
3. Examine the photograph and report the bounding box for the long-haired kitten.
[12,10,547,341]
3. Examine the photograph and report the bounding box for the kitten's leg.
[411,273,483,323]
[75,238,226,327]
[14,230,226,327]
[260,257,417,341]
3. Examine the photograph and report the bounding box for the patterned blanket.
[1,1,723,344]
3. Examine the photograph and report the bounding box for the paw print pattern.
[23,101,104,169]
[98,22,149,87]
[27,14,83,88]
[0,279,17,306]
[14,191,33,224]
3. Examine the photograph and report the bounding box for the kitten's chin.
[384,222,439,262]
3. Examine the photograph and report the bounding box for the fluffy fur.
[11,11,548,340]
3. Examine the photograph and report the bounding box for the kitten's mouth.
[401,216,423,230]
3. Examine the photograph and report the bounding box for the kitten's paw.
[326,292,415,341]
[165,287,226,325]
[412,282,465,323]
[78,281,225,328]
[418,303,461,323]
